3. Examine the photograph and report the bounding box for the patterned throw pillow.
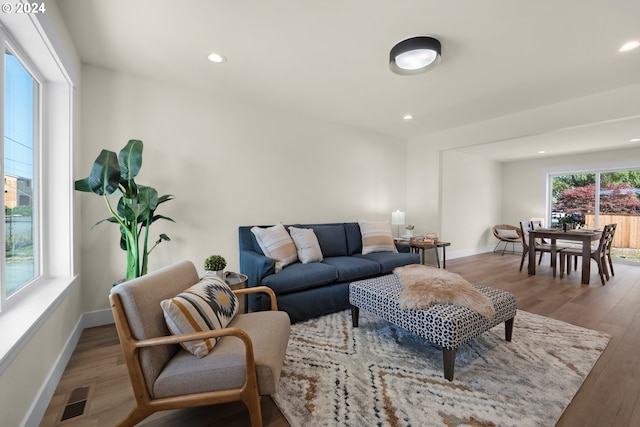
[251,223,298,272]
[160,277,239,358]
[289,226,323,263]
[359,219,398,255]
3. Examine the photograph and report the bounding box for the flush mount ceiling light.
[619,40,640,52]
[207,52,226,63]
[390,36,441,75]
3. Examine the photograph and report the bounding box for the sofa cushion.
[344,222,363,255]
[322,256,381,282]
[358,219,397,254]
[356,251,420,274]
[160,277,239,358]
[308,224,348,257]
[251,224,298,272]
[262,262,338,294]
[288,226,323,263]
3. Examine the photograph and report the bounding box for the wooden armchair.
[109,260,290,427]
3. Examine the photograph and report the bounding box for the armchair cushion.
[161,277,239,357]
[153,310,291,398]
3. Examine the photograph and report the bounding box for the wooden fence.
[584,214,640,249]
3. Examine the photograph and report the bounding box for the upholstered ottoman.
[349,274,517,381]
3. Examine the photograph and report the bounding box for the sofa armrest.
[395,242,411,253]
[239,250,275,287]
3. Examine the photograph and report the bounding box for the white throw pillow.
[289,226,323,263]
[251,223,298,272]
[497,229,519,239]
[358,219,398,254]
[160,277,239,358]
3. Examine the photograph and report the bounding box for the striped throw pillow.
[359,219,398,255]
[251,223,298,272]
[160,277,239,358]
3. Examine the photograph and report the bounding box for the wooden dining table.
[528,228,602,284]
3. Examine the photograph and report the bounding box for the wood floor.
[40,252,640,426]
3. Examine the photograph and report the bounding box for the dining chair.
[519,221,564,277]
[560,224,616,285]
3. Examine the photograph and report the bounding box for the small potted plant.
[204,255,227,278]
[405,224,415,237]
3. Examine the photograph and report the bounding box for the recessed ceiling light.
[207,52,226,63]
[538,150,546,154]
[619,41,640,52]
[403,114,413,120]
[631,138,640,142]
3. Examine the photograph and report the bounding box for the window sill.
[0,276,79,374]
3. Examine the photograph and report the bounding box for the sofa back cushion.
[345,222,363,255]
[304,224,348,257]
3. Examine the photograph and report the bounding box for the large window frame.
[0,11,76,376]
[1,37,42,308]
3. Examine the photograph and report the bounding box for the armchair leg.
[244,395,264,427]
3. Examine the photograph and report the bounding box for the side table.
[409,241,451,268]
[225,272,248,313]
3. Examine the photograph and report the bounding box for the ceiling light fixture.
[619,40,640,52]
[631,138,640,142]
[390,36,441,75]
[403,114,413,120]
[207,52,226,63]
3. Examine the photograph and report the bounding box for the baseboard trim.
[23,309,114,427]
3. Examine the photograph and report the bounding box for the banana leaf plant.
[75,139,175,280]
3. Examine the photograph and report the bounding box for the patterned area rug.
[273,309,610,427]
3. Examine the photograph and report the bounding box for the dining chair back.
[560,224,616,285]
[519,221,564,276]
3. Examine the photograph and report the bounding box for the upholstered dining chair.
[492,224,522,255]
[109,260,290,427]
[519,221,565,277]
[560,224,616,285]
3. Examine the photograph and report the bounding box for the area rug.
[272,309,610,427]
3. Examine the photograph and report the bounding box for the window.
[3,47,39,299]
[551,169,640,263]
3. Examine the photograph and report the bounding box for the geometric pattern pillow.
[251,223,299,272]
[358,219,398,255]
[288,226,323,263]
[160,276,239,358]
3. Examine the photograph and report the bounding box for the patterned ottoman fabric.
[349,274,517,350]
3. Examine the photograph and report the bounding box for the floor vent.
[60,386,91,422]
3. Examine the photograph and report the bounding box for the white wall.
[502,146,640,225]
[77,65,407,312]
[406,82,640,259]
[441,150,502,254]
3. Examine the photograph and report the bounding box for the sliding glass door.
[551,170,640,262]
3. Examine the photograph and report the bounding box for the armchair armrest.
[233,286,278,311]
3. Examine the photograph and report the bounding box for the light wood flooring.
[41,252,640,426]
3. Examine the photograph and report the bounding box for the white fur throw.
[393,264,495,319]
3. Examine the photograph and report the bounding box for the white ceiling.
[55,0,640,161]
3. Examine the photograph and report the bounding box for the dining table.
[528,228,602,284]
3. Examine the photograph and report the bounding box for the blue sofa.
[238,222,420,322]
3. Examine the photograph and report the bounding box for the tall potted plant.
[75,139,175,280]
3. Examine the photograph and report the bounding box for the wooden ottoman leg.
[442,348,456,381]
[505,317,514,342]
[350,304,360,327]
